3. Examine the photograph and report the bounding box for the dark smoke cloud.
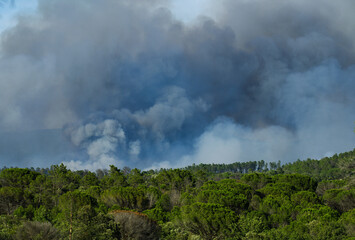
[0,0,354,170]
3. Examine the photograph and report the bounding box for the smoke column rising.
[0,0,354,170]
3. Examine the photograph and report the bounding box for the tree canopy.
[0,148,354,239]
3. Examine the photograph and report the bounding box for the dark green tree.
[14,221,59,240]
[179,203,239,240]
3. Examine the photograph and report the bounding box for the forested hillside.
[0,149,354,239]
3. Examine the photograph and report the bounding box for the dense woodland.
[0,149,354,239]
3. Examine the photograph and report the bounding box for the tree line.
[0,149,354,239]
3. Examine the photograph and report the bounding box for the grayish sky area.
[0,0,354,170]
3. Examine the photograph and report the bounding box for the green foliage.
[28,174,54,208]
[100,165,128,189]
[260,195,295,227]
[101,186,150,210]
[55,191,98,239]
[127,168,144,187]
[273,220,346,240]
[111,210,160,240]
[184,160,268,174]
[13,205,35,220]
[144,206,170,223]
[282,149,355,181]
[33,206,51,222]
[195,180,252,213]
[155,169,195,192]
[316,179,347,195]
[196,189,248,212]
[272,174,317,192]
[14,221,59,240]
[339,209,355,237]
[79,172,99,189]
[48,164,81,202]
[0,168,40,188]
[241,172,272,189]
[238,211,268,237]
[0,149,354,239]
[201,179,252,197]
[0,215,21,240]
[296,205,340,223]
[261,204,347,240]
[0,187,23,215]
[161,222,191,240]
[323,188,355,212]
[259,182,297,196]
[179,203,240,240]
[291,191,320,207]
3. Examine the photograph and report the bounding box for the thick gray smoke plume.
[0,0,354,170]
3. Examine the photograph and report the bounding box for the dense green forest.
[0,149,354,239]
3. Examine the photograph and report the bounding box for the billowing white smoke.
[62,87,207,170]
[63,119,125,170]
[0,0,354,170]
[150,118,295,169]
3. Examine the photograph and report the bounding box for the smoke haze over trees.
[0,0,354,170]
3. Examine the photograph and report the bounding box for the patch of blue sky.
[170,0,214,23]
[0,0,37,33]
[0,0,214,34]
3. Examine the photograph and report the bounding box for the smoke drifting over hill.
[0,0,354,170]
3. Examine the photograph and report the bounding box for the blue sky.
[0,0,213,33]
[0,0,37,32]
[171,0,214,22]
